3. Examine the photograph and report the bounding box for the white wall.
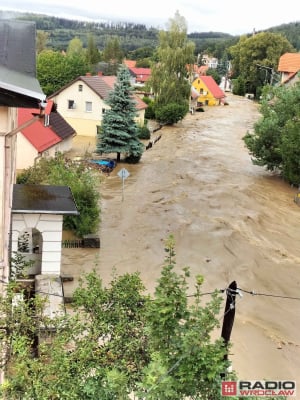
[0,106,18,279]
[11,213,64,275]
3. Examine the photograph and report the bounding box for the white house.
[49,73,148,138]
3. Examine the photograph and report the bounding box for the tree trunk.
[117,152,121,162]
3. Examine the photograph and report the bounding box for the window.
[85,101,92,112]
[200,88,203,94]
[102,108,106,114]
[78,84,83,92]
[68,100,75,109]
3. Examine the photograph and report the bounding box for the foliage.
[269,21,300,52]
[243,82,300,185]
[148,11,195,124]
[155,102,189,125]
[206,67,221,85]
[10,251,35,280]
[37,48,88,95]
[66,37,85,57]
[36,30,49,53]
[138,235,228,400]
[229,32,295,96]
[86,33,101,72]
[96,65,144,163]
[137,124,151,140]
[0,237,287,399]
[143,97,156,119]
[16,153,100,237]
[102,36,124,75]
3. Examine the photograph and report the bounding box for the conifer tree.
[96,65,144,163]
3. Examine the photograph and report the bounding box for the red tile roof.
[129,67,151,83]
[278,53,300,73]
[18,100,75,152]
[198,76,225,99]
[123,59,136,68]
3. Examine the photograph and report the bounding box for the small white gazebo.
[11,184,79,276]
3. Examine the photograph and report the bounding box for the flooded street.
[62,93,300,384]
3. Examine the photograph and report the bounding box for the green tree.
[96,65,144,163]
[229,32,294,96]
[0,238,286,400]
[148,11,195,125]
[138,235,227,399]
[37,48,88,95]
[243,82,300,185]
[86,33,101,72]
[206,67,221,84]
[102,36,124,75]
[36,30,49,54]
[17,153,100,237]
[66,37,85,57]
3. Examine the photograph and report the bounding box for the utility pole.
[221,281,238,377]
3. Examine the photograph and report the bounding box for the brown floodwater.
[62,93,300,385]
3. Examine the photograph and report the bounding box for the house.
[0,19,46,383]
[49,73,148,138]
[192,75,226,106]
[16,100,76,170]
[277,52,300,86]
[128,67,151,85]
[0,20,46,287]
[201,54,219,69]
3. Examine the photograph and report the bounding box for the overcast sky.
[1,0,299,35]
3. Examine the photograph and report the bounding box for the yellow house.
[192,75,226,106]
[49,73,147,138]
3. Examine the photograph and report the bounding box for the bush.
[137,124,151,140]
[17,154,101,238]
[155,102,189,125]
[143,97,156,120]
[125,153,142,163]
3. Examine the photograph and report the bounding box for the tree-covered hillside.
[268,21,300,52]
[1,10,298,57]
[1,10,238,56]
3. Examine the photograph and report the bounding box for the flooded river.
[62,93,300,385]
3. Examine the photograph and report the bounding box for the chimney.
[86,72,92,76]
[98,71,103,76]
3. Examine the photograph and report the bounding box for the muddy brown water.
[62,93,300,384]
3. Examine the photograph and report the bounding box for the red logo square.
[222,381,237,396]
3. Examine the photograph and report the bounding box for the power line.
[238,287,300,301]
[2,278,300,301]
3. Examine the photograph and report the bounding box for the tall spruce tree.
[96,65,144,163]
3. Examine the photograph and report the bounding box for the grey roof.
[12,184,79,215]
[50,111,76,140]
[0,20,46,108]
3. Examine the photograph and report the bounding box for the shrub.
[137,124,151,140]
[155,102,189,125]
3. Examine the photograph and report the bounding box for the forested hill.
[0,10,299,54]
[268,22,300,51]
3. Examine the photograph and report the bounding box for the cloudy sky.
[1,0,299,35]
